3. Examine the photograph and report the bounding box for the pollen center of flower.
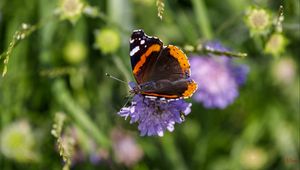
[269,35,281,47]
[250,11,268,29]
[63,0,80,14]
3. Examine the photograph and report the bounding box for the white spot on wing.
[130,46,140,56]
[140,40,145,44]
[146,96,157,101]
[130,39,134,43]
[133,29,142,32]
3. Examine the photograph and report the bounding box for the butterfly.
[129,29,197,100]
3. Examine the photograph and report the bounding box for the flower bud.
[63,41,87,64]
[0,120,38,162]
[272,57,297,85]
[265,33,287,57]
[240,147,268,169]
[59,0,84,23]
[245,7,272,36]
[111,129,143,166]
[95,29,120,54]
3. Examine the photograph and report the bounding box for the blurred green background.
[0,0,299,170]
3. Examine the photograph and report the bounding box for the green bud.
[245,7,272,36]
[271,57,297,86]
[59,0,85,23]
[265,33,288,57]
[240,147,268,169]
[95,29,121,54]
[63,41,87,64]
[0,120,39,162]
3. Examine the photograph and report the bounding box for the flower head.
[245,7,272,36]
[59,0,85,23]
[95,28,120,54]
[111,128,143,167]
[190,42,249,109]
[118,90,192,136]
[240,146,268,169]
[89,147,109,165]
[271,57,297,85]
[63,41,87,64]
[0,120,39,162]
[264,33,288,57]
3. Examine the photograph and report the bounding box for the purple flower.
[190,42,249,109]
[89,147,109,165]
[118,93,192,137]
[111,128,143,167]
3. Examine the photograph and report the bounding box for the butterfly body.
[129,30,197,99]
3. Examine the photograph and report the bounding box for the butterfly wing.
[129,30,197,99]
[130,30,163,84]
[140,45,197,99]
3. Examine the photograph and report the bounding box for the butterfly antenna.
[105,73,128,85]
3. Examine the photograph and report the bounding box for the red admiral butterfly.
[129,30,197,99]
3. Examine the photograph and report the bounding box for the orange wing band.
[141,92,179,99]
[168,45,191,75]
[182,80,198,98]
[133,44,161,74]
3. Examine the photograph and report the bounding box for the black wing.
[130,30,163,84]
[140,45,197,98]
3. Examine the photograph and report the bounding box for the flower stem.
[192,0,213,40]
[253,35,264,51]
[52,79,110,148]
[202,46,247,58]
[112,55,131,83]
[0,13,56,77]
[83,4,131,35]
[183,44,247,58]
[161,135,187,170]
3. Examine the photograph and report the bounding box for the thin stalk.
[52,79,110,148]
[192,0,213,40]
[112,55,132,83]
[161,135,187,170]
[83,6,131,35]
[253,35,264,51]
[0,13,57,77]
[183,44,247,58]
[202,46,247,58]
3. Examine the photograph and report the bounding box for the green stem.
[0,13,57,77]
[183,44,247,58]
[83,6,131,35]
[192,0,213,40]
[253,35,264,51]
[112,55,131,83]
[202,46,247,58]
[161,135,187,170]
[52,79,110,148]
